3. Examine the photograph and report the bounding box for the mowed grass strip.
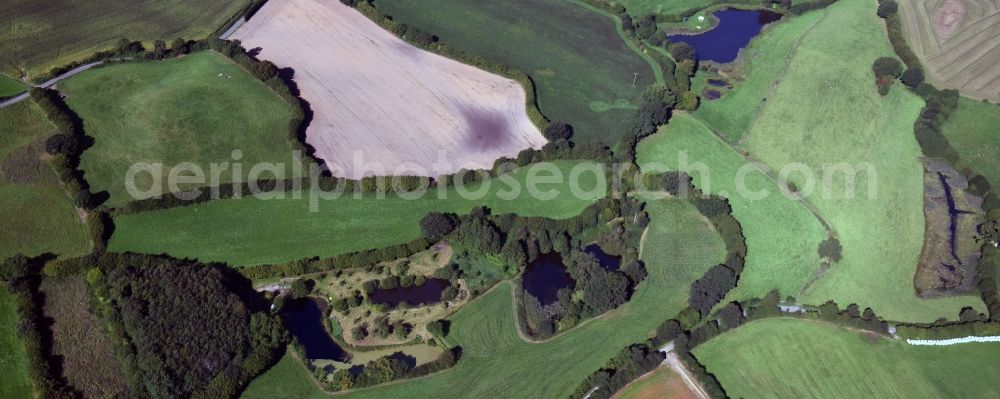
[941,98,1000,188]
[695,318,1000,398]
[242,200,726,398]
[59,51,298,208]
[110,160,606,266]
[0,289,33,399]
[373,0,655,143]
[0,101,89,260]
[739,0,982,321]
[0,74,25,97]
[0,0,251,78]
[637,113,827,300]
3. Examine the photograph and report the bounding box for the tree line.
[1,255,78,398]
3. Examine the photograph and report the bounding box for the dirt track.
[232,0,546,178]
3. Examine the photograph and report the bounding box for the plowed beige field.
[232,0,546,178]
[898,0,1000,101]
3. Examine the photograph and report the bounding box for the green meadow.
[0,75,25,97]
[59,51,298,208]
[0,101,89,260]
[0,289,33,399]
[618,0,714,17]
[110,160,606,266]
[374,0,656,143]
[941,98,1000,188]
[637,113,827,301]
[0,0,250,78]
[694,9,826,142]
[243,199,725,398]
[737,0,982,321]
[695,318,1000,398]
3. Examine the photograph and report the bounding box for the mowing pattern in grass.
[0,0,251,78]
[941,98,1000,188]
[637,113,827,300]
[740,0,982,321]
[59,51,297,208]
[0,74,25,97]
[40,276,127,398]
[0,288,32,399]
[110,161,605,266]
[0,101,89,260]
[241,200,725,398]
[695,318,1000,398]
[897,0,1000,102]
[373,0,655,143]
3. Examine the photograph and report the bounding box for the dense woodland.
[89,253,287,398]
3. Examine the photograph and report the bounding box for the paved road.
[0,61,104,108]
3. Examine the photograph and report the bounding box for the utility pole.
[632,73,638,88]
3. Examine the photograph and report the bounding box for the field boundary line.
[569,0,666,85]
[687,111,837,237]
[738,7,829,146]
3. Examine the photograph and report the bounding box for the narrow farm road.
[0,61,104,108]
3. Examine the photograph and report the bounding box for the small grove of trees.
[90,253,288,398]
[420,212,459,239]
[542,121,574,141]
[872,56,903,96]
[320,347,461,392]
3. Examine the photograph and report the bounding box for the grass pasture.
[695,318,1000,398]
[637,113,828,300]
[40,276,128,398]
[0,74,26,97]
[738,0,982,321]
[373,0,656,143]
[0,0,251,79]
[618,0,713,17]
[0,288,33,399]
[693,9,827,142]
[242,200,726,398]
[941,98,1000,188]
[59,51,298,208]
[0,101,89,260]
[110,160,605,266]
[897,0,1000,102]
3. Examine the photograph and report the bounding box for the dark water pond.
[703,89,722,100]
[370,278,450,307]
[668,9,783,63]
[282,298,348,361]
[584,244,621,271]
[707,78,730,87]
[522,253,573,306]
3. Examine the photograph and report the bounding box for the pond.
[522,253,573,306]
[668,9,783,63]
[369,278,451,307]
[707,78,730,88]
[282,298,349,361]
[703,89,722,100]
[584,244,621,271]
